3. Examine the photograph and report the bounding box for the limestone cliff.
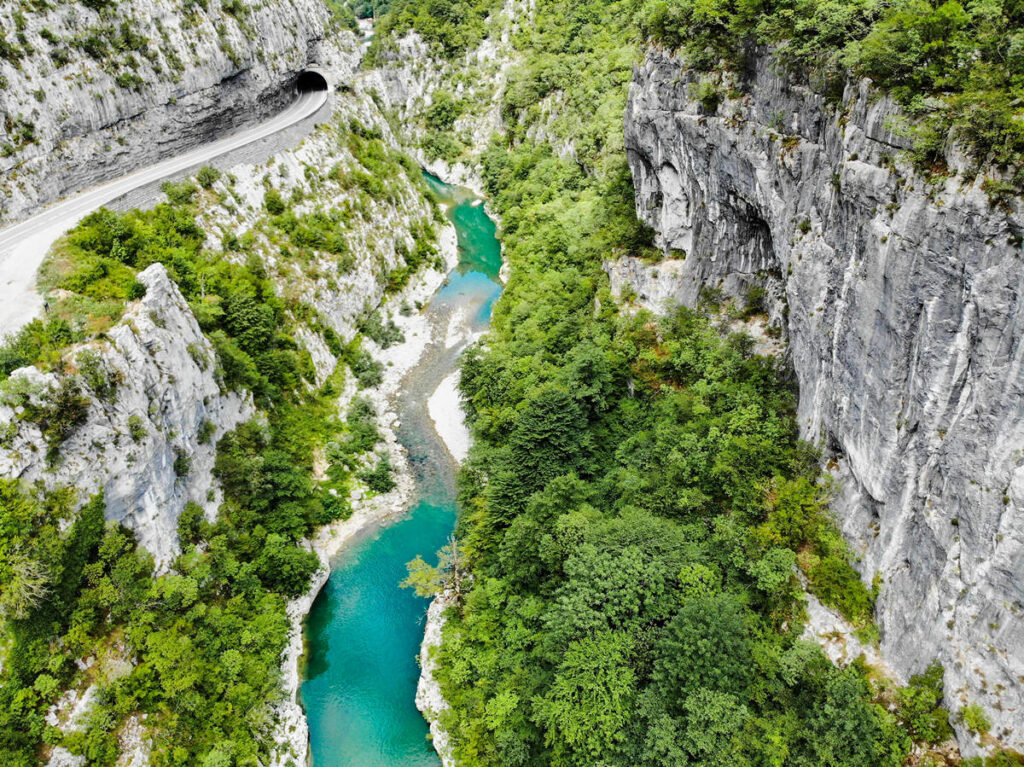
[0,263,253,566]
[0,0,346,225]
[622,47,1024,754]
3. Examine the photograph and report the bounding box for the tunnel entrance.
[296,70,329,93]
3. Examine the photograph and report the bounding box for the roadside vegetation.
[0,119,436,763]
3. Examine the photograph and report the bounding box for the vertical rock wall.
[0,0,343,225]
[622,47,1024,753]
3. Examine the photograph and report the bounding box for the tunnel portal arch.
[296,69,330,94]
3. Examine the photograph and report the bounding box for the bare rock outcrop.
[416,592,456,767]
[0,263,253,565]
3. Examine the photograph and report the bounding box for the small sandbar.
[428,370,470,464]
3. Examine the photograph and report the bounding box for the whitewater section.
[300,173,501,766]
[0,83,329,334]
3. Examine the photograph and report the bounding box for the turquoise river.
[300,173,502,765]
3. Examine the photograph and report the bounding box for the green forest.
[0,117,430,765]
[1,0,1022,762]
[383,0,1024,765]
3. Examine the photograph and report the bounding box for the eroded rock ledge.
[0,263,253,566]
[416,591,456,767]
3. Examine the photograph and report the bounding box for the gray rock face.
[416,592,456,767]
[0,264,253,566]
[624,47,1024,753]
[0,0,338,226]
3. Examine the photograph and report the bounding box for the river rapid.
[300,174,502,766]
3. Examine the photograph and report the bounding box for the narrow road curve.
[0,83,329,335]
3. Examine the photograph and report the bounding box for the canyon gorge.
[1,0,1023,765]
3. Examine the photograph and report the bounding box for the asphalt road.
[0,85,329,336]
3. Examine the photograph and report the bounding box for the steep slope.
[0,0,345,225]
[359,0,527,192]
[0,263,252,566]
[623,47,1024,753]
[0,21,459,760]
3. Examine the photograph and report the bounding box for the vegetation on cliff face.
[0,202,330,765]
[640,0,1024,189]
[3,0,1021,761]
[0,115,438,764]
[366,0,501,59]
